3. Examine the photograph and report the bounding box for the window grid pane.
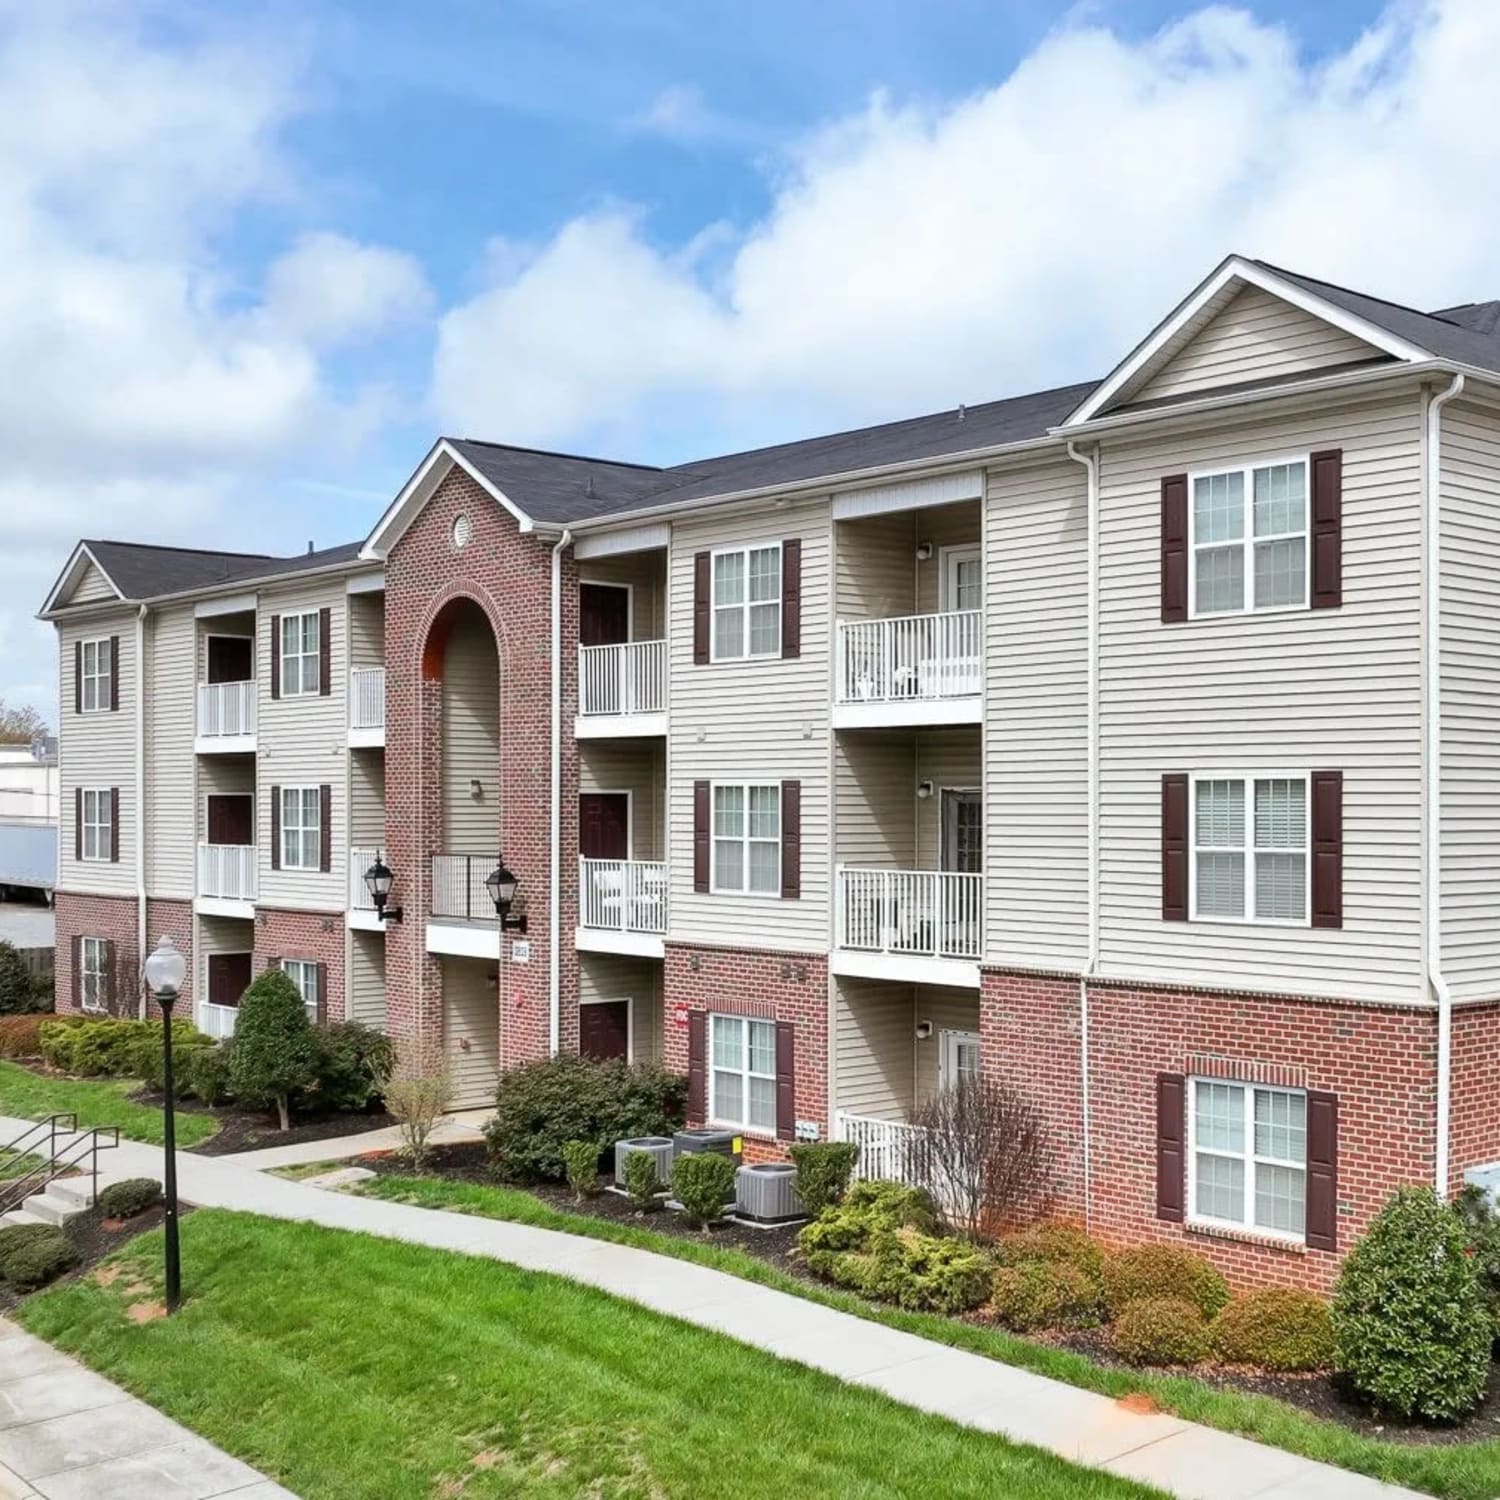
[1252,462,1306,536]
[713,554,744,606]
[1194,1152,1245,1223]
[1193,471,1245,543]
[1194,1081,1245,1153]
[1254,1088,1306,1163]
[1254,537,1306,609]
[1195,545,1244,614]
[1254,1163,1306,1234]
[711,1016,743,1069]
[747,1019,776,1077]
[747,547,780,603]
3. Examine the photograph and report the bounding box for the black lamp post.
[486,859,526,932]
[363,852,403,923]
[143,934,187,1314]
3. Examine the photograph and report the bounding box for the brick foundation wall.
[53,891,143,1017]
[145,899,194,1013]
[253,908,346,1023]
[663,943,828,1161]
[1450,1001,1500,1194]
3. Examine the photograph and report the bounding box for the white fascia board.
[574,522,670,560]
[831,469,982,521]
[1063,256,1434,428]
[39,542,124,617]
[346,571,386,595]
[195,592,258,619]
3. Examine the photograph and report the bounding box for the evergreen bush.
[228,970,319,1131]
[1213,1289,1334,1372]
[672,1151,737,1228]
[1110,1296,1211,1365]
[1101,1244,1229,1320]
[788,1141,859,1215]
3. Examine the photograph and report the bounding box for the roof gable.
[40,543,124,614]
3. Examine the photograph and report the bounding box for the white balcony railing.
[578,857,668,933]
[197,843,257,901]
[349,667,385,731]
[835,1112,932,1190]
[350,847,378,911]
[197,1002,240,1040]
[578,640,666,717]
[196,680,256,739]
[836,610,982,705]
[836,867,982,961]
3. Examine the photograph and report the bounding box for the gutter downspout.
[1067,439,1100,1228]
[135,604,148,1019]
[1427,372,1464,1196]
[550,528,573,1058]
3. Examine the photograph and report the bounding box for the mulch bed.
[180,1102,396,1157]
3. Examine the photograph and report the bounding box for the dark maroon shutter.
[780,780,801,899]
[315,961,329,1025]
[692,552,711,665]
[1305,1090,1339,1251]
[781,539,801,659]
[109,787,120,863]
[693,780,710,893]
[687,1010,707,1121]
[270,785,281,871]
[74,786,82,861]
[73,640,82,714]
[775,1021,795,1141]
[71,935,80,1010]
[1156,1073,1186,1222]
[1311,771,1343,929]
[318,607,331,696]
[319,784,332,873]
[105,939,117,1010]
[1310,449,1343,611]
[269,615,281,699]
[1161,474,1189,623]
[1161,774,1188,921]
[108,635,120,711]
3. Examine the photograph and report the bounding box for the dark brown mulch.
[183,1104,396,1157]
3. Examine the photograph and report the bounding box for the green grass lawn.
[20,1211,1158,1500]
[0,1150,47,1181]
[355,1173,1500,1500]
[0,1060,216,1148]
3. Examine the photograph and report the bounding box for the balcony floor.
[195,734,257,755]
[831,947,980,990]
[195,895,255,921]
[832,696,980,731]
[574,711,667,740]
[574,926,665,959]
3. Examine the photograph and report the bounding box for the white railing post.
[579,856,667,933]
[833,610,982,706]
[579,641,667,717]
[836,867,982,960]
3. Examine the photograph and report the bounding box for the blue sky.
[6,0,1495,716]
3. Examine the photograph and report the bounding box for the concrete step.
[46,1175,100,1209]
[21,1192,89,1227]
[0,1208,48,1228]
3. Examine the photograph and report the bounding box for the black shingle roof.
[70,538,366,607]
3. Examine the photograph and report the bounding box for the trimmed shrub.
[228,970,319,1131]
[788,1141,859,1215]
[0,1222,59,1278]
[97,1178,163,1219]
[624,1148,662,1211]
[1214,1289,1334,1372]
[562,1140,603,1201]
[1101,1244,1229,1320]
[672,1151,737,1228]
[0,941,40,1015]
[39,1018,206,1078]
[798,1180,938,1273]
[987,1259,1098,1332]
[182,1042,234,1106]
[994,1222,1105,1288]
[0,1229,76,1290]
[1111,1296,1211,1365]
[1333,1186,1491,1422]
[129,1032,213,1096]
[484,1056,686,1183]
[0,1012,88,1059]
[1453,1183,1500,1341]
[890,1232,993,1314]
[301,1022,394,1114]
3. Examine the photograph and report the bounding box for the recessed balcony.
[349,667,385,748]
[196,681,256,753]
[833,865,982,987]
[576,640,666,738]
[576,856,667,958]
[196,842,257,919]
[834,611,982,728]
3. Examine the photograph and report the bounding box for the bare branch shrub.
[371,1049,449,1170]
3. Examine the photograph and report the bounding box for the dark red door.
[207,795,253,846]
[579,794,630,860]
[206,635,253,683]
[207,952,252,1007]
[579,585,630,647]
[580,1000,630,1061]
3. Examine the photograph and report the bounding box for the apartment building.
[40,254,1500,1290]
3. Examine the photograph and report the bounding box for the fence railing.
[836,867,982,961]
[197,1002,240,1041]
[349,667,385,731]
[836,610,982,704]
[578,857,668,933]
[349,847,378,911]
[197,680,256,738]
[431,854,500,923]
[197,842,257,901]
[578,639,666,717]
[834,1112,932,1190]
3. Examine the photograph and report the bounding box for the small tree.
[370,1047,448,1170]
[228,969,319,1131]
[624,1149,661,1212]
[909,1076,1054,1237]
[0,701,46,745]
[0,942,37,1016]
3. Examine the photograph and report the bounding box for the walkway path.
[1,1112,1422,1500]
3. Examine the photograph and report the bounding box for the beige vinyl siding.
[350,752,385,850]
[199,756,254,819]
[195,914,254,1012]
[256,582,347,911]
[985,456,1090,970]
[1097,390,1425,1004]
[913,986,980,1106]
[832,976,913,1119]
[915,729,981,869]
[69,562,117,605]
[914,500,981,614]
[1133,286,1382,404]
[668,500,831,952]
[348,593,384,668]
[347,928,387,1027]
[57,613,136,896]
[1440,397,1500,1000]
[580,551,667,639]
[578,952,663,1062]
[440,611,499,854]
[144,606,195,899]
[442,956,500,1107]
[580,742,665,861]
[834,734,915,868]
[835,511,913,620]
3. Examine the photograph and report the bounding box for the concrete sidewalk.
[0,1112,1423,1500]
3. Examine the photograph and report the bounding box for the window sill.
[1184,1220,1306,1255]
[708,1120,777,1142]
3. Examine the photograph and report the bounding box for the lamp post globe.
[145,934,186,1314]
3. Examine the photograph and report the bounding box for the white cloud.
[262,232,432,346]
[433,0,1500,456]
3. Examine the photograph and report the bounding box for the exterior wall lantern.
[363,852,403,923]
[486,858,526,932]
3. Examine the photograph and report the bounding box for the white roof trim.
[1063,256,1434,428]
[831,469,982,521]
[574,523,669,560]
[361,438,539,561]
[40,542,124,615]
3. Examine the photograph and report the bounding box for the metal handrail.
[0,1124,120,1214]
[0,1113,77,1180]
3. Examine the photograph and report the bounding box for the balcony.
[195,681,256,752]
[576,640,666,738]
[348,846,383,931]
[427,853,505,960]
[834,1112,932,1189]
[834,866,982,986]
[197,1002,240,1040]
[576,857,667,958]
[196,842,257,918]
[349,667,385,748]
[834,611,982,728]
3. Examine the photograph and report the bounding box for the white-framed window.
[1189,1078,1307,1239]
[1191,774,1308,924]
[281,958,320,1023]
[280,611,320,696]
[280,786,321,871]
[80,787,112,862]
[1190,457,1309,617]
[709,1013,776,1132]
[711,783,780,894]
[712,544,781,660]
[79,637,112,713]
[80,936,109,1013]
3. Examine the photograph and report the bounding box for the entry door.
[207,794,254,846]
[940,790,983,874]
[580,999,631,1061]
[206,635,253,683]
[939,1029,982,1092]
[579,584,630,647]
[207,952,252,1008]
[579,793,630,860]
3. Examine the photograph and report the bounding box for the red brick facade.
[53,891,144,1017]
[1450,1001,1500,1196]
[253,907,346,1023]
